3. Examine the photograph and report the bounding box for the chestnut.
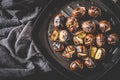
[73,36,83,45]
[84,57,96,68]
[84,34,94,46]
[88,6,101,18]
[66,17,79,33]
[50,29,59,41]
[72,7,86,18]
[96,33,105,47]
[99,20,111,33]
[95,48,105,60]
[59,30,68,42]
[81,21,96,33]
[73,30,87,45]
[62,45,76,58]
[52,42,64,52]
[90,47,105,60]
[76,45,88,58]
[70,59,83,71]
[54,13,66,28]
[90,46,97,58]
[107,33,119,44]
[75,30,87,39]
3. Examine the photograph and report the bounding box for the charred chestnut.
[81,21,96,33]
[50,29,59,41]
[66,17,79,33]
[96,33,105,47]
[84,34,94,46]
[99,20,111,33]
[59,30,68,42]
[54,14,66,28]
[70,59,83,71]
[90,47,105,60]
[72,7,86,18]
[107,33,119,44]
[84,57,96,68]
[62,45,76,58]
[88,6,101,18]
[76,45,88,58]
[52,42,64,52]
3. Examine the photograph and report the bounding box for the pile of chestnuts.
[49,6,119,71]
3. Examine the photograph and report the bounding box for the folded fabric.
[0,22,51,78]
[0,0,51,78]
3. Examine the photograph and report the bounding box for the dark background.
[0,0,119,80]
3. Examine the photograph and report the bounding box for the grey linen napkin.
[0,0,51,78]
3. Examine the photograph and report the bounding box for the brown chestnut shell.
[54,13,66,28]
[81,21,96,33]
[84,57,96,68]
[73,36,84,45]
[70,59,83,71]
[96,33,105,47]
[107,33,119,44]
[99,20,111,33]
[84,34,94,46]
[72,7,86,18]
[62,45,76,59]
[76,45,88,58]
[88,6,101,18]
[59,30,68,42]
[52,42,64,52]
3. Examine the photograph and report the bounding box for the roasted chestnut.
[75,30,87,39]
[99,20,111,33]
[73,31,86,45]
[76,45,88,58]
[70,59,83,71]
[96,33,105,47]
[90,47,105,60]
[84,34,94,46]
[90,46,97,58]
[107,33,119,44]
[81,21,96,33]
[54,13,66,28]
[72,7,86,18]
[66,17,79,33]
[84,57,96,68]
[73,36,83,45]
[52,42,64,52]
[59,30,68,42]
[95,48,105,60]
[88,6,101,18]
[62,45,76,58]
[50,29,59,41]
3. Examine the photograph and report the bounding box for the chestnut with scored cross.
[72,7,86,18]
[66,17,79,33]
[88,6,101,18]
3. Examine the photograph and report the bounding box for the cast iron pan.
[32,0,120,80]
